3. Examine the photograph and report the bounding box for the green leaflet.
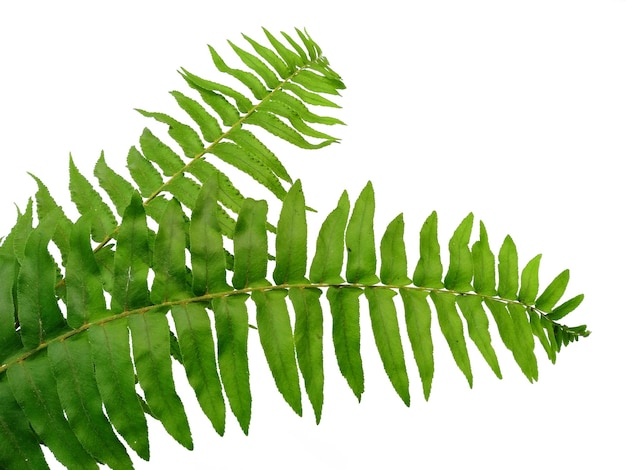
[229,40,280,89]
[364,287,410,406]
[111,193,151,312]
[190,174,231,295]
[289,287,324,423]
[471,221,496,295]
[0,252,21,362]
[380,214,411,286]
[232,198,270,289]
[456,295,502,379]
[127,145,164,198]
[228,128,292,183]
[327,287,364,401]
[497,235,519,300]
[211,44,267,100]
[151,199,188,303]
[7,352,98,468]
[309,190,349,284]
[399,289,434,400]
[172,303,226,435]
[213,295,252,434]
[0,377,47,469]
[170,90,222,142]
[444,213,474,292]
[94,153,135,217]
[17,227,67,349]
[346,182,379,285]
[431,291,473,387]
[89,321,150,460]
[129,310,193,449]
[65,217,107,327]
[140,128,186,177]
[548,294,585,321]
[274,180,308,285]
[49,335,133,469]
[253,289,303,416]
[536,269,570,313]
[247,111,333,150]
[519,254,542,304]
[136,109,205,159]
[29,173,72,264]
[69,156,117,242]
[413,211,444,288]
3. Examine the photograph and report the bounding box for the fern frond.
[0,29,589,470]
[0,175,588,468]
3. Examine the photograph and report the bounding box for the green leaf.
[536,269,570,313]
[172,303,226,436]
[508,304,538,381]
[289,287,324,423]
[345,182,379,285]
[0,376,48,469]
[529,310,556,363]
[228,127,292,183]
[0,252,21,363]
[518,254,542,304]
[181,70,243,124]
[309,190,349,284]
[94,152,136,217]
[126,146,164,198]
[29,173,72,264]
[17,228,67,349]
[263,27,303,71]
[151,198,188,303]
[69,156,117,242]
[213,295,252,434]
[170,91,222,142]
[211,44,267,100]
[444,213,474,292]
[190,175,231,295]
[229,40,280,88]
[136,109,205,158]
[89,320,150,460]
[274,180,308,285]
[456,295,502,379]
[399,289,434,400]
[430,292,473,387]
[471,221,496,295]
[547,294,584,321]
[497,235,519,300]
[282,82,341,108]
[139,127,185,177]
[7,353,98,468]
[232,198,270,289]
[247,111,332,149]
[292,69,343,95]
[129,310,193,449]
[380,214,411,286]
[413,211,444,288]
[253,289,302,415]
[111,193,151,312]
[209,142,287,199]
[364,288,410,406]
[327,287,364,400]
[65,217,107,328]
[49,335,134,469]
[242,33,290,79]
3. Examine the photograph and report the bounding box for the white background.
[1,1,625,469]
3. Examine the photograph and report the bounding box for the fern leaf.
[289,287,324,423]
[0,252,20,362]
[69,156,117,242]
[253,289,303,415]
[170,90,223,142]
[518,254,542,304]
[413,211,444,288]
[535,269,570,312]
[232,198,270,289]
[309,191,349,284]
[345,181,378,285]
[94,153,136,217]
[135,109,205,158]
[497,235,519,300]
[213,295,252,434]
[274,180,308,285]
[471,221,497,295]
[89,321,150,460]
[48,335,134,469]
[364,287,411,406]
[327,286,365,401]
[7,354,99,468]
[444,213,474,292]
[380,214,412,286]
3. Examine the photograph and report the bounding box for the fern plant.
[0,28,589,470]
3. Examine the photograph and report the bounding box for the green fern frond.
[0,28,588,470]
